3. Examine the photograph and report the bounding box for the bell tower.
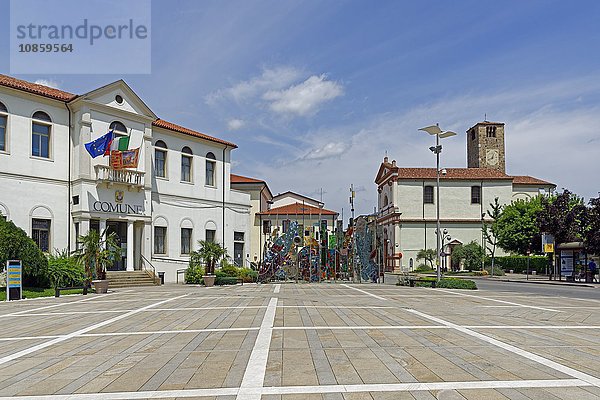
[466,121,506,173]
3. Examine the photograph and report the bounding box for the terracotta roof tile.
[0,74,76,101]
[258,202,337,216]
[512,175,554,186]
[230,174,265,184]
[395,168,513,180]
[152,119,237,148]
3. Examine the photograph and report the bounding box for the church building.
[375,121,555,272]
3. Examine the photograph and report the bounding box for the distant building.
[375,121,555,272]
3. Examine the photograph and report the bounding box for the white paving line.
[273,284,281,293]
[237,297,278,400]
[341,284,387,300]
[437,289,561,312]
[0,293,189,366]
[407,308,600,387]
[0,290,122,319]
[0,379,588,399]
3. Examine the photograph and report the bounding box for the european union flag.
[84,130,114,158]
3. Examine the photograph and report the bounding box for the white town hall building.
[375,121,556,272]
[0,75,251,282]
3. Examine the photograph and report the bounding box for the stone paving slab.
[0,283,596,399]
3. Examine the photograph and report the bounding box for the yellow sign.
[544,243,554,253]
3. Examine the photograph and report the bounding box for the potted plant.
[76,229,120,293]
[191,240,227,287]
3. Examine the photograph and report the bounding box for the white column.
[126,220,134,271]
[99,219,107,235]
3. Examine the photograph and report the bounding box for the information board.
[6,260,22,301]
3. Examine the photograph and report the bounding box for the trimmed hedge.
[437,278,477,290]
[491,256,549,274]
[215,276,239,285]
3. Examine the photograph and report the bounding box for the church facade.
[375,121,556,272]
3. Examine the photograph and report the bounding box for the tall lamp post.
[419,124,456,282]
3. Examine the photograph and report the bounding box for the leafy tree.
[585,196,600,255]
[76,230,120,284]
[537,190,588,244]
[452,241,484,271]
[0,217,48,287]
[495,196,542,255]
[191,240,227,275]
[416,249,436,269]
[483,197,502,274]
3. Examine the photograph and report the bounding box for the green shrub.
[437,278,477,290]
[220,263,239,277]
[484,266,505,276]
[473,270,489,276]
[238,268,258,283]
[215,276,239,285]
[415,264,434,272]
[47,250,86,289]
[492,256,548,274]
[185,262,205,284]
[0,218,49,287]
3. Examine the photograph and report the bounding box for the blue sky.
[2,0,600,217]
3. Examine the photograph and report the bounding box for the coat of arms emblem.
[115,190,124,204]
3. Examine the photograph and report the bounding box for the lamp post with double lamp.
[419,124,456,282]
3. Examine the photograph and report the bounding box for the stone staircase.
[106,271,160,288]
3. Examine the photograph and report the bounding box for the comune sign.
[92,201,143,215]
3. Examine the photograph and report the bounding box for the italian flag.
[104,133,130,156]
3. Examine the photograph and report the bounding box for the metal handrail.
[140,254,157,280]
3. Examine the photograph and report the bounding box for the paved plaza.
[0,283,598,399]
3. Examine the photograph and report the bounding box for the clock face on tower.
[486,149,499,166]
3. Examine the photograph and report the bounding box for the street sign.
[544,243,554,253]
[6,260,22,301]
[542,233,555,253]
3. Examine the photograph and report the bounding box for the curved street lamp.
[419,124,456,281]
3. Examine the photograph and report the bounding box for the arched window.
[0,101,7,152]
[181,147,193,182]
[32,111,51,158]
[383,195,388,207]
[205,152,216,187]
[423,186,434,204]
[109,121,127,135]
[32,111,51,122]
[154,140,168,178]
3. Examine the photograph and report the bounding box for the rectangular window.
[32,218,50,252]
[206,160,215,186]
[471,186,481,204]
[32,122,50,158]
[154,226,166,254]
[234,231,244,242]
[282,219,291,233]
[0,115,6,151]
[423,186,434,204]
[262,220,271,234]
[470,129,476,141]
[181,155,192,182]
[181,228,192,255]
[205,229,216,243]
[155,149,166,178]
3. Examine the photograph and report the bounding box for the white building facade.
[0,75,250,282]
[376,121,556,272]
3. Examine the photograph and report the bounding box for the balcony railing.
[95,165,145,189]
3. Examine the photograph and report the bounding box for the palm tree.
[76,229,120,284]
[192,240,227,275]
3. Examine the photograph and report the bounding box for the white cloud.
[34,79,59,89]
[206,66,302,104]
[263,75,343,116]
[301,142,348,160]
[227,119,245,130]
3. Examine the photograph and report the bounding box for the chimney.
[392,159,397,167]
